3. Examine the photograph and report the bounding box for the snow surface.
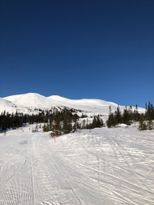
[0,126,153,205]
[2,93,145,115]
[4,93,52,110]
[0,98,17,113]
[48,95,120,114]
[0,98,32,114]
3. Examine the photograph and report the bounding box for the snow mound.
[115,123,129,128]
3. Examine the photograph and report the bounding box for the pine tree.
[139,116,147,130]
[106,113,115,128]
[147,119,153,130]
[122,109,131,125]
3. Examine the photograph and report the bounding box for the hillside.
[1,93,145,116]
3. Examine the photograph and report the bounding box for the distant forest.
[107,102,154,130]
[0,102,154,135]
[0,107,104,135]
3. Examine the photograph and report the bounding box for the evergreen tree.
[139,116,147,130]
[122,109,131,125]
[106,113,115,128]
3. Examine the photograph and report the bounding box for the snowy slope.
[0,126,153,204]
[48,95,120,114]
[0,98,17,113]
[3,93,122,115]
[0,95,43,114]
[4,93,52,110]
[2,92,145,115]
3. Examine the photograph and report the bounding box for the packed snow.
[0,126,153,205]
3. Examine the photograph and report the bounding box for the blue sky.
[0,0,154,106]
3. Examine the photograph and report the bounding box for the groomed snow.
[0,126,153,205]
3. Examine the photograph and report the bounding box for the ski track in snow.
[0,127,154,205]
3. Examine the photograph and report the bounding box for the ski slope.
[0,126,153,205]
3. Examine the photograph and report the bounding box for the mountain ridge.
[1,92,145,115]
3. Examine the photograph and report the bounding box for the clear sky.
[0,0,154,106]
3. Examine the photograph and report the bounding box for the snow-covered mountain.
[1,92,145,115]
[0,96,38,114]
[48,95,119,114]
[0,98,17,113]
[5,93,52,110]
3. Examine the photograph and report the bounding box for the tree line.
[0,108,104,135]
[106,102,154,130]
[0,110,48,131]
[1,102,153,134]
[44,111,104,137]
